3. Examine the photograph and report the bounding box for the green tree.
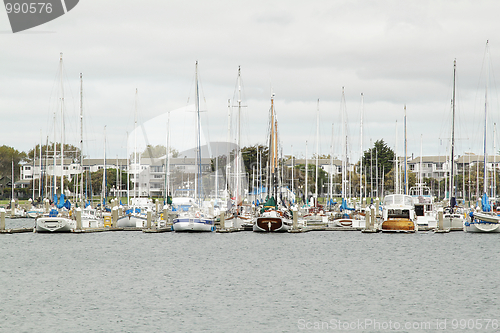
[0,145,27,180]
[27,143,81,162]
[362,139,395,189]
[139,145,179,159]
[69,168,129,197]
[241,145,269,175]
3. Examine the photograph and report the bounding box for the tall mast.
[291,145,294,202]
[359,93,364,203]
[494,123,497,199]
[315,99,319,203]
[236,67,242,206]
[59,52,64,197]
[166,112,171,202]
[195,61,202,203]
[305,140,308,205]
[134,89,138,200]
[341,87,347,201]
[103,125,107,208]
[404,104,408,195]
[449,59,456,207]
[269,93,278,200]
[39,130,42,198]
[395,121,399,194]
[79,73,84,204]
[483,41,489,195]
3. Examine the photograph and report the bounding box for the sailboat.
[224,67,253,229]
[36,53,76,233]
[441,59,467,230]
[330,88,357,227]
[466,41,500,233]
[303,99,327,222]
[172,61,215,232]
[253,93,293,232]
[117,89,149,228]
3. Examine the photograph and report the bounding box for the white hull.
[173,218,214,232]
[465,212,500,232]
[36,216,75,233]
[117,214,147,228]
[464,221,500,233]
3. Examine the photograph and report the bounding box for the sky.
[1,0,500,163]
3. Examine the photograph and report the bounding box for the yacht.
[380,194,417,232]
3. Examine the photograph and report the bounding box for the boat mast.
[340,87,347,202]
[404,104,408,195]
[79,73,84,205]
[194,61,202,204]
[236,67,242,208]
[450,59,457,207]
[305,140,308,205]
[359,93,364,204]
[59,53,65,198]
[395,121,399,194]
[315,99,319,204]
[291,145,294,203]
[226,99,231,200]
[166,111,171,202]
[103,125,107,208]
[270,93,278,200]
[134,89,138,202]
[494,123,497,199]
[483,41,490,196]
[329,124,333,206]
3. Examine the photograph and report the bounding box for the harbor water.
[1,218,499,332]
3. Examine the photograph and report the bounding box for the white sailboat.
[253,93,292,232]
[36,53,76,233]
[173,61,215,232]
[118,89,148,228]
[466,41,500,233]
[442,59,466,230]
[224,67,253,229]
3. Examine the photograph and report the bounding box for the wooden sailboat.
[253,93,292,232]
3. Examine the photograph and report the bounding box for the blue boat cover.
[482,193,491,212]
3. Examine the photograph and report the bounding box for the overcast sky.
[1,0,500,163]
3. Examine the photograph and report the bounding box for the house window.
[25,166,31,170]
[63,166,69,170]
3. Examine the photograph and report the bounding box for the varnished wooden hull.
[253,216,291,232]
[381,218,416,232]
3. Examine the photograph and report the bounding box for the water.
[1,218,499,332]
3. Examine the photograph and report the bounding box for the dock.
[0,227,34,234]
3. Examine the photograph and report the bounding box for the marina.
[0,217,499,332]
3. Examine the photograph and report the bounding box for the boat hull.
[253,216,291,232]
[173,218,214,232]
[36,216,75,233]
[381,218,416,232]
[117,214,147,228]
[465,213,500,232]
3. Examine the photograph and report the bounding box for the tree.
[139,145,179,159]
[0,145,27,180]
[69,168,129,197]
[362,139,395,190]
[27,143,81,162]
[241,145,269,175]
